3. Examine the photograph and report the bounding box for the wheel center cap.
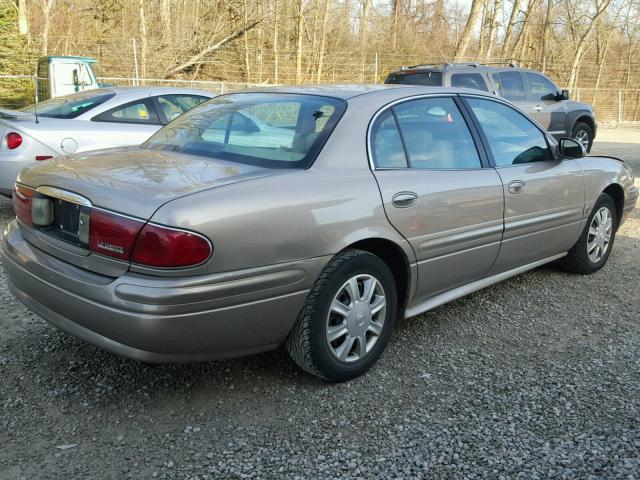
[347,302,371,335]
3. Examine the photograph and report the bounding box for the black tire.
[571,121,594,153]
[557,194,617,274]
[286,249,398,382]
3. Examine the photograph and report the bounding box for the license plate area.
[37,197,90,247]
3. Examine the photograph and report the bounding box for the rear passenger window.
[93,99,160,124]
[497,71,526,101]
[370,110,408,168]
[392,97,481,169]
[451,73,489,92]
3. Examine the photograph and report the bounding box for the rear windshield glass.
[142,93,347,169]
[20,90,116,119]
[385,72,443,86]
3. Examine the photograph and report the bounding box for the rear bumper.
[2,220,327,363]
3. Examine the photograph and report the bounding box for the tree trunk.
[295,0,304,84]
[316,0,330,82]
[484,0,502,59]
[454,0,483,61]
[500,0,523,58]
[540,0,553,72]
[41,0,55,55]
[138,0,148,79]
[17,0,28,36]
[160,0,171,40]
[273,0,279,83]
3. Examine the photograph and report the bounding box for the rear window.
[142,93,346,169]
[385,71,443,86]
[20,90,116,119]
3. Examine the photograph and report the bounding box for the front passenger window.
[467,98,553,166]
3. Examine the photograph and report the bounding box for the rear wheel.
[557,194,617,274]
[572,121,594,153]
[286,249,398,382]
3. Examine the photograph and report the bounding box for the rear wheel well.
[603,184,624,230]
[345,238,410,313]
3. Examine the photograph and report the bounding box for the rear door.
[88,98,162,150]
[370,95,504,301]
[463,96,584,273]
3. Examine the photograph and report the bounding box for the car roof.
[106,86,215,97]
[220,84,501,101]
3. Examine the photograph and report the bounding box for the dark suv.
[385,63,597,152]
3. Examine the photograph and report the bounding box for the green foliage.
[0,0,37,108]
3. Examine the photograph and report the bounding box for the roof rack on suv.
[399,61,519,71]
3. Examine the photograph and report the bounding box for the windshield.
[385,71,443,86]
[20,90,115,119]
[142,93,347,169]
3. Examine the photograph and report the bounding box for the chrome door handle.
[532,105,543,112]
[392,191,418,208]
[508,180,526,194]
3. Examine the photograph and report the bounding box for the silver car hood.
[17,147,287,219]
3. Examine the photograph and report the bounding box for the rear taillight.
[88,209,211,267]
[12,184,35,225]
[89,210,145,261]
[6,132,23,150]
[35,155,53,161]
[131,223,212,268]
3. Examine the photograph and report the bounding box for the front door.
[370,96,504,301]
[521,72,568,136]
[463,96,584,273]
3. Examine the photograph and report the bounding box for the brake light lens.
[12,184,35,225]
[131,223,212,268]
[89,210,145,261]
[6,132,23,149]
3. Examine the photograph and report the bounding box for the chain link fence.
[574,88,640,125]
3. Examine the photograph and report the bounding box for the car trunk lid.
[15,147,288,276]
[17,146,281,219]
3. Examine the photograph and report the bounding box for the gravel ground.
[1,137,640,479]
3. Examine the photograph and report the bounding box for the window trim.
[91,97,162,125]
[458,94,558,169]
[367,93,491,172]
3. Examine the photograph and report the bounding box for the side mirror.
[72,69,80,86]
[558,137,585,158]
[559,89,570,101]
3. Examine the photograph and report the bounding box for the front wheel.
[557,194,617,274]
[286,249,398,382]
[572,121,594,153]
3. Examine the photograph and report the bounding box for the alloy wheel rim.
[325,274,387,363]
[575,129,590,150]
[587,206,612,263]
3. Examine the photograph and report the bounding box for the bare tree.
[454,0,483,61]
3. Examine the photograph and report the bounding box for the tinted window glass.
[451,73,489,91]
[497,71,526,101]
[490,72,501,94]
[19,90,115,119]
[467,98,552,166]
[385,72,443,86]
[157,94,209,122]
[370,110,407,168]
[93,99,160,124]
[392,97,481,169]
[143,93,346,169]
[524,73,558,101]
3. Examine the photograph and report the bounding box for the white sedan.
[0,86,213,196]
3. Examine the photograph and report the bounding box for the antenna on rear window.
[32,70,39,124]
